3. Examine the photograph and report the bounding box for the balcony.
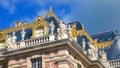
[5,33,72,52]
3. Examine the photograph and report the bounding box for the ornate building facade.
[0,7,119,68]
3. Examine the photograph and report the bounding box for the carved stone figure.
[21,28,26,40]
[15,21,24,27]
[12,32,17,43]
[87,42,98,60]
[49,21,55,34]
[68,24,72,35]
[6,35,12,49]
[99,50,110,68]
[57,28,61,39]
[82,39,86,50]
[100,50,107,61]
[64,24,67,33]
[59,21,66,33]
[6,35,11,44]
[57,21,68,39]
[87,49,93,59]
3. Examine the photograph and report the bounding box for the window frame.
[31,57,42,68]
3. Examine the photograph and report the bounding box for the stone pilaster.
[58,47,69,56]
[27,56,31,68]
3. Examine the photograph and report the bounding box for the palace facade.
[0,7,119,68]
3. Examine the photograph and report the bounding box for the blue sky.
[0,0,120,34]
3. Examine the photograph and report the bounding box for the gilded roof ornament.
[0,31,4,36]
[15,20,24,27]
[38,16,43,21]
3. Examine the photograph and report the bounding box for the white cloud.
[61,14,71,23]
[59,10,71,23]
[8,17,36,28]
[0,0,18,14]
[21,17,36,23]
[19,9,48,24]
[37,9,48,18]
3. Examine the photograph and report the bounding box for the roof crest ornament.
[50,6,53,12]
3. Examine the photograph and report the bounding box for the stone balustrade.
[7,33,69,51]
[16,42,20,48]
[109,59,120,67]
[25,35,50,46]
[14,34,55,50]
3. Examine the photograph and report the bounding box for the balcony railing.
[13,34,56,50]
[109,59,120,67]
[16,34,50,49]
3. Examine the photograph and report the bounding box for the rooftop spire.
[50,6,53,12]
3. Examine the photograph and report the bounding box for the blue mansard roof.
[106,36,120,60]
[91,31,115,43]
[68,21,83,30]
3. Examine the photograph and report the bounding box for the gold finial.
[38,16,42,21]
[73,23,76,28]
[0,31,4,36]
[82,24,84,29]
[50,6,53,12]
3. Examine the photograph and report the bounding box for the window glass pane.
[31,58,42,68]
[32,60,36,68]
[38,59,42,68]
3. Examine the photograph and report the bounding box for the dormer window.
[15,20,24,27]
[100,38,103,42]
[36,28,44,37]
[108,36,111,40]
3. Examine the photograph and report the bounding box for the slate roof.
[91,31,115,43]
[105,36,120,60]
[68,21,83,30]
